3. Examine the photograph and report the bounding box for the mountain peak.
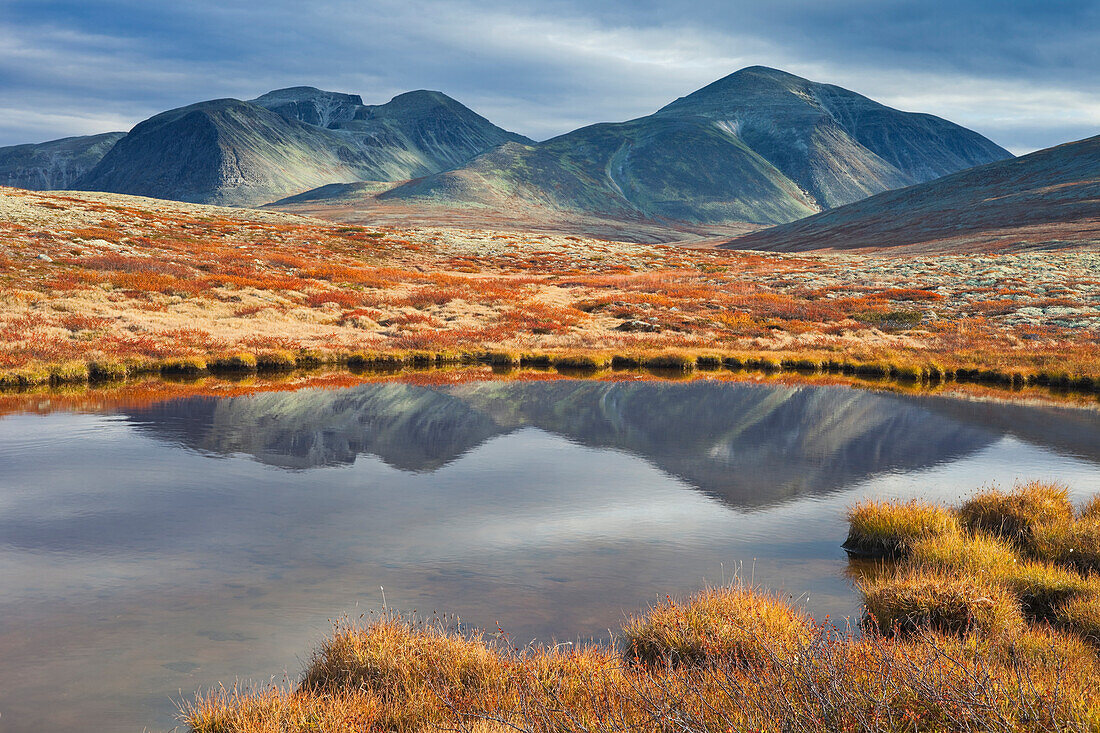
[657,66,821,116]
[381,90,460,112]
[252,87,364,107]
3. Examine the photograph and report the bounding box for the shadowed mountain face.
[0,132,124,190]
[372,66,1010,228]
[126,380,1007,509]
[723,135,1100,253]
[73,87,530,206]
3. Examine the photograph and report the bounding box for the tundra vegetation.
[1,187,1098,398]
[183,481,1100,732]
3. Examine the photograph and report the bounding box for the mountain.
[354,66,1010,231]
[722,135,1100,253]
[0,132,124,190]
[73,87,530,206]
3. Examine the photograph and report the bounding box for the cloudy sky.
[1,0,1097,153]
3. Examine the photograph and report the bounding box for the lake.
[1,377,1098,731]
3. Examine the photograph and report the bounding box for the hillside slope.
[722,135,1100,253]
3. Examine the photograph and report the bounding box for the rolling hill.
[721,134,1100,253]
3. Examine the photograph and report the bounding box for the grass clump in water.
[843,499,957,558]
[48,360,90,383]
[300,616,507,730]
[640,352,696,371]
[996,561,1096,621]
[88,358,128,381]
[619,585,812,667]
[552,354,608,371]
[908,531,1019,575]
[958,481,1074,545]
[256,350,297,371]
[0,363,51,386]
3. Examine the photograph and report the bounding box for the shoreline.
[2,356,1098,416]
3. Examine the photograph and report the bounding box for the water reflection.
[126,381,1005,506]
[0,380,1097,732]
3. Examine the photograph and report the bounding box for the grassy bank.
[3,347,1100,400]
[183,482,1100,733]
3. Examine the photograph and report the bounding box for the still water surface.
[1,379,1099,731]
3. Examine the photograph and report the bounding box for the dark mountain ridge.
[73,87,531,206]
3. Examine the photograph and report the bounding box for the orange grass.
[180,585,1100,733]
[2,187,1099,401]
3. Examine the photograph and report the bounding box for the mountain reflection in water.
[126,380,1016,508]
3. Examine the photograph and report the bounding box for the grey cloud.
[0,0,1097,150]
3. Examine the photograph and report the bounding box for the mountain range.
[0,67,1013,233]
[366,67,1010,229]
[73,87,530,206]
[723,134,1100,253]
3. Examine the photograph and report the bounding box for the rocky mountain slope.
[362,66,1010,229]
[723,134,1100,253]
[74,87,529,206]
[0,132,124,190]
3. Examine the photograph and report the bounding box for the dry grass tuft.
[300,616,508,731]
[640,352,696,371]
[958,481,1075,545]
[1031,517,1100,574]
[843,499,958,558]
[159,355,208,375]
[184,686,380,733]
[255,350,297,371]
[88,358,128,381]
[1055,594,1100,647]
[551,354,609,371]
[908,531,1019,576]
[620,585,813,667]
[860,567,1024,636]
[996,561,1096,621]
[209,352,258,372]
